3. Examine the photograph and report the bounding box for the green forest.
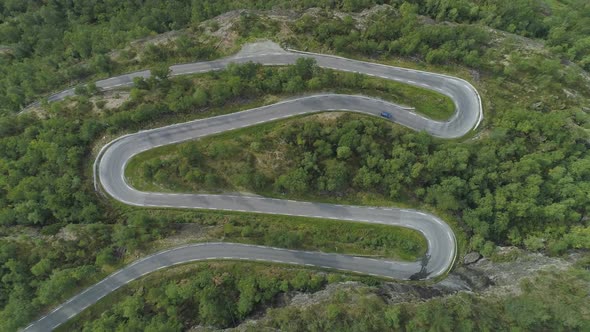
[1,0,590,331]
[1,0,589,114]
[61,260,590,331]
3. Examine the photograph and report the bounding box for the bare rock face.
[226,248,580,331]
[234,40,287,58]
[464,252,481,265]
[469,248,573,288]
[453,266,493,290]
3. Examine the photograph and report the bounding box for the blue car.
[380,111,392,119]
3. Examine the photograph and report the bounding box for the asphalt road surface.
[24,41,481,331]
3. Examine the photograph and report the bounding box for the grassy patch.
[137,209,427,262]
[329,71,455,120]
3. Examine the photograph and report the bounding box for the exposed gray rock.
[464,252,481,265]
[235,40,287,58]
[434,273,472,292]
[226,248,582,331]
[453,266,492,290]
[470,249,572,288]
[531,101,546,111]
[470,69,480,82]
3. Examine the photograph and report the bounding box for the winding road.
[24,41,481,331]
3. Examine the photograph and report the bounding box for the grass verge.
[139,208,428,262]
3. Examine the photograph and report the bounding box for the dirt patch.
[200,5,396,54]
[488,27,546,54]
[153,223,222,249]
[200,10,244,53]
[90,90,130,114]
[20,105,47,118]
[289,280,359,308]
[312,111,345,123]
[56,225,80,242]
[0,46,13,55]
[132,30,183,48]
[254,146,289,175]
[465,247,574,296]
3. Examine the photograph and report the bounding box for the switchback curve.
[24,41,481,331]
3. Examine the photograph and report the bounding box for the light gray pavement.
[23,41,482,331]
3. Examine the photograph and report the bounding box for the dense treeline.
[64,263,337,331]
[289,3,590,89]
[0,212,172,331]
[0,0,273,114]
[0,114,102,225]
[292,5,490,67]
[292,0,590,71]
[415,0,590,71]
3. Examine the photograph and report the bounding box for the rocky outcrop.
[463,252,481,265]
[225,247,580,331]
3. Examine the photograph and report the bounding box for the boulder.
[464,252,481,265]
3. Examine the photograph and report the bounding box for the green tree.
[276,168,309,194]
[192,88,208,107]
[30,258,51,278]
[336,146,352,160]
[151,65,171,82]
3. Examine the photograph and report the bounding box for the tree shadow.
[409,254,431,281]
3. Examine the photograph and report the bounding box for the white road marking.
[24,42,472,332]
